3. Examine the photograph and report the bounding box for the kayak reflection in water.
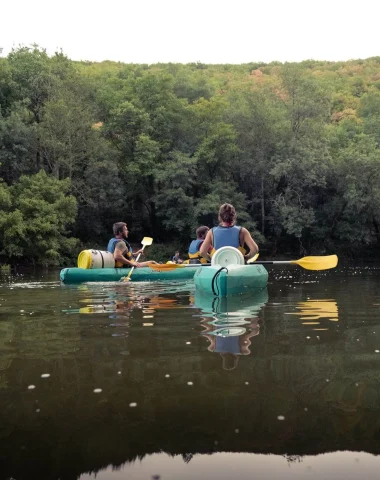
[200,317,260,370]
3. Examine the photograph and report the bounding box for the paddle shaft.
[157,261,291,268]
[147,254,337,272]
[125,246,146,280]
[249,261,295,265]
[175,261,328,267]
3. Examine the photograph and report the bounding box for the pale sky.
[1,0,379,64]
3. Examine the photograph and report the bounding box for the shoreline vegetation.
[1,46,380,266]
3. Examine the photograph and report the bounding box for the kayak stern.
[194,264,268,297]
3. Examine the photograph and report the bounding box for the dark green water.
[1,264,380,480]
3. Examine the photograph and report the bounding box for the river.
[1,263,380,479]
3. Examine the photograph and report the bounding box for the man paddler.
[107,222,157,268]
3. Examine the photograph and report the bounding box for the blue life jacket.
[214,335,242,354]
[188,239,208,264]
[107,238,133,267]
[212,226,242,250]
[189,239,203,254]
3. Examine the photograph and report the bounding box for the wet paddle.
[123,237,153,282]
[147,254,338,272]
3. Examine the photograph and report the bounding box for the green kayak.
[194,264,268,297]
[60,266,198,284]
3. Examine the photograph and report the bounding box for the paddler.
[107,222,157,268]
[199,203,258,263]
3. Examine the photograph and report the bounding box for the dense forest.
[1,46,380,265]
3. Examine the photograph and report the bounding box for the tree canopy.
[2,46,380,264]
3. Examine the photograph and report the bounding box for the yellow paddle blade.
[147,263,186,271]
[123,237,154,281]
[291,255,338,271]
[247,253,259,264]
[141,237,153,246]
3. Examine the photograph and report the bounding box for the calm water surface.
[1,264,380,480]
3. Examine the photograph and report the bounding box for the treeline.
[1,46,380,265]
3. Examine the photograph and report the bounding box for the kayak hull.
[60,266,198,284]
[194,264,268,297]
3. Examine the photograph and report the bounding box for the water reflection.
[194,289,268,370]
[79,451,380,480]
[285,298,339,331]
[77,293,188,317]
[3,269,380,480]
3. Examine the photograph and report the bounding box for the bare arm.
[240,227,259,260]
[114,241,157,268]
[114,246,138,267]
[114,248,157,267]
[200,230,213,261]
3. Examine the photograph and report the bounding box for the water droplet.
[28,385,35,390]
[93,388,102,393]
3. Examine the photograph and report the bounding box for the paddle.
[123,237,153,282]
[248,253,259,263]
[147,254,338,272]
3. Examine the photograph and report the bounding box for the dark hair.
[218,203,237,225]
[196,226,209,239]
[113,222,126,236]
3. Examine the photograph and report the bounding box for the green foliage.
[326,135,380,246]
[0,170,78,265]
[154,151,196,238]
[2,46,380,262]
[0,110,38,182]
[8,46,53,122]
[195,182,248,224]
[0,58,16,116]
